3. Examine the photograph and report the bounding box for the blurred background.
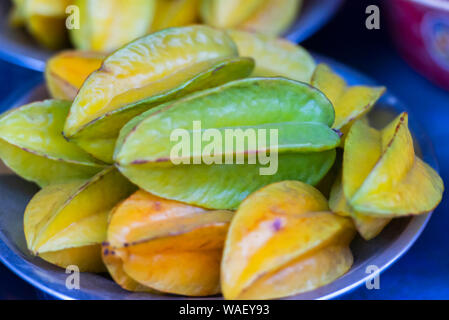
[0,0,448,299]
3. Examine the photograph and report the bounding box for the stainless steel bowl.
[0,0,344,72]
[0,55,438,300]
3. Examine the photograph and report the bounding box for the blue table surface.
[0,1,447,300]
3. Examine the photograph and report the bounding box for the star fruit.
[24,168,136,272]
[149,0,200,32]
[0,100,105,187]
[114,77,340,210]
[227,29,315,82]
[102,190,233,296]
[45,50,105,101]
[221,181,355,299]
[329,114,444,239]
[70,0,156,52]
[311,64,385,135]
[64,25,254,163]
[200,0,265,28]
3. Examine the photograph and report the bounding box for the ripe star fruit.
[64,25,254,163]
[227,29,316,83]
[329,114,444,239]
[24,168,136,272]
[311,64,385,135]
[70,0,156,52]
[200,0,265,28]
[221,181,355,300]
[102,190,233,296]
[239,0,303,36]
[149,0,200,32]
[45,50,105,101]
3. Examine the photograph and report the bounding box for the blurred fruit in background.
[201,0,302,36]
[0,0,344,71]
[70,0,155,52]
[150,0,200,32]
[8,0,304,52]
[238,0,303,36]
[12,0,72,49]
[386,0,449,90]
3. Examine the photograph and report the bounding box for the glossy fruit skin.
[70,0,155,52]
[311,64,385,135]
[115,77,340,210]
[70,58,254,164]
[349,114,443,216]
[24,168,136,272]
[329,172,391,241]
[103,190,233,296]
[64,26,253,163]
[329,119,391,239]
[329,114,444,240]
[45,50,105,101]
[221,181,355,300]
[227,29,316,83]
[240,0,302,36]
[0,100,105,187]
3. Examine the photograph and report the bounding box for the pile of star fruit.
[0,26,443,299]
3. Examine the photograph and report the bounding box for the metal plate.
[0,56,438,300]
[0,0,344,72]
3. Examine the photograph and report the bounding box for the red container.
[386,0,449,90]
